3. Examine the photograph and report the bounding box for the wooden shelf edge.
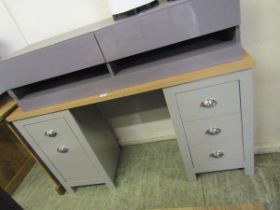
[0,99,17,122]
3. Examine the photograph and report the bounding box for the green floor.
[13,140,280,210]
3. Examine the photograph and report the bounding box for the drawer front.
[184,113,242,146]
[190,141,244,168]
[1,33,105,89]
[95,0,240,62]
[24,118,102,183]
[95,2,198,62]
[176,81,240,122]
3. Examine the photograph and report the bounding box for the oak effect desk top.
[7,51,255,122]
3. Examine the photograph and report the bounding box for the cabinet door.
[24,118,102,184]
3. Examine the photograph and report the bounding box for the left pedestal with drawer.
[13,105,120,192]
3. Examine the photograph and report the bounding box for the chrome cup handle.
[205,127,222,135]
[200,98,218,108]
[57,146,69,153]
[45,129,57,137]
[209,151,224,159]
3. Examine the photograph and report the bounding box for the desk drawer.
[176,81,240,122]
[24,118,102,183]
[1,33,105,89]
[184,113,242,146]
[95,0,240,62]
[95,3,194,62]
[190,141,244,168]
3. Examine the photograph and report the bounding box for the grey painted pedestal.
[13,105,120,192]
[163,69,254,180]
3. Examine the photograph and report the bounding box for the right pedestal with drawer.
[163,69,254,180]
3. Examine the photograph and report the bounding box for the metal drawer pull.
[45,129,57,137]
[57,146,69,153]
[209,151,224,159]
[200,98,217,108]
[206,127,222,135]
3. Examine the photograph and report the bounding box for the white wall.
[0,0,280,152]
[240,0,280,153]
[3,0,112,44]
[0,0,27,58]
[109,108,176,146]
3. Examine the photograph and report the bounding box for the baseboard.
[5,157,35,194]
[255,141,280,154]
[119,134,176,146]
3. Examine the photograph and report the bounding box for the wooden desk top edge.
[7,51,256,122]
[0,99,17,122]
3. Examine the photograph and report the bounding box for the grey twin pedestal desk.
[2,0,255,192]
[7,53,256,192]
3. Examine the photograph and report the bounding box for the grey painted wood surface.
[95,0,240,61]
[16,41,243,111]
[183,113,242,146]
[71,105,120,186]
[176,80,241,122]
[163,69,254,180]
[0,0,242,111]
[239,69,255,175]
[24,117,103,184]
[14,107,120,192]
[190,141,244,169]
[0,33,105,89]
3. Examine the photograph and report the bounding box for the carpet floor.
[12,140,280,210]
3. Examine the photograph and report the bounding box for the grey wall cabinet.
[13,106,120,192]
[163,69,254,180]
